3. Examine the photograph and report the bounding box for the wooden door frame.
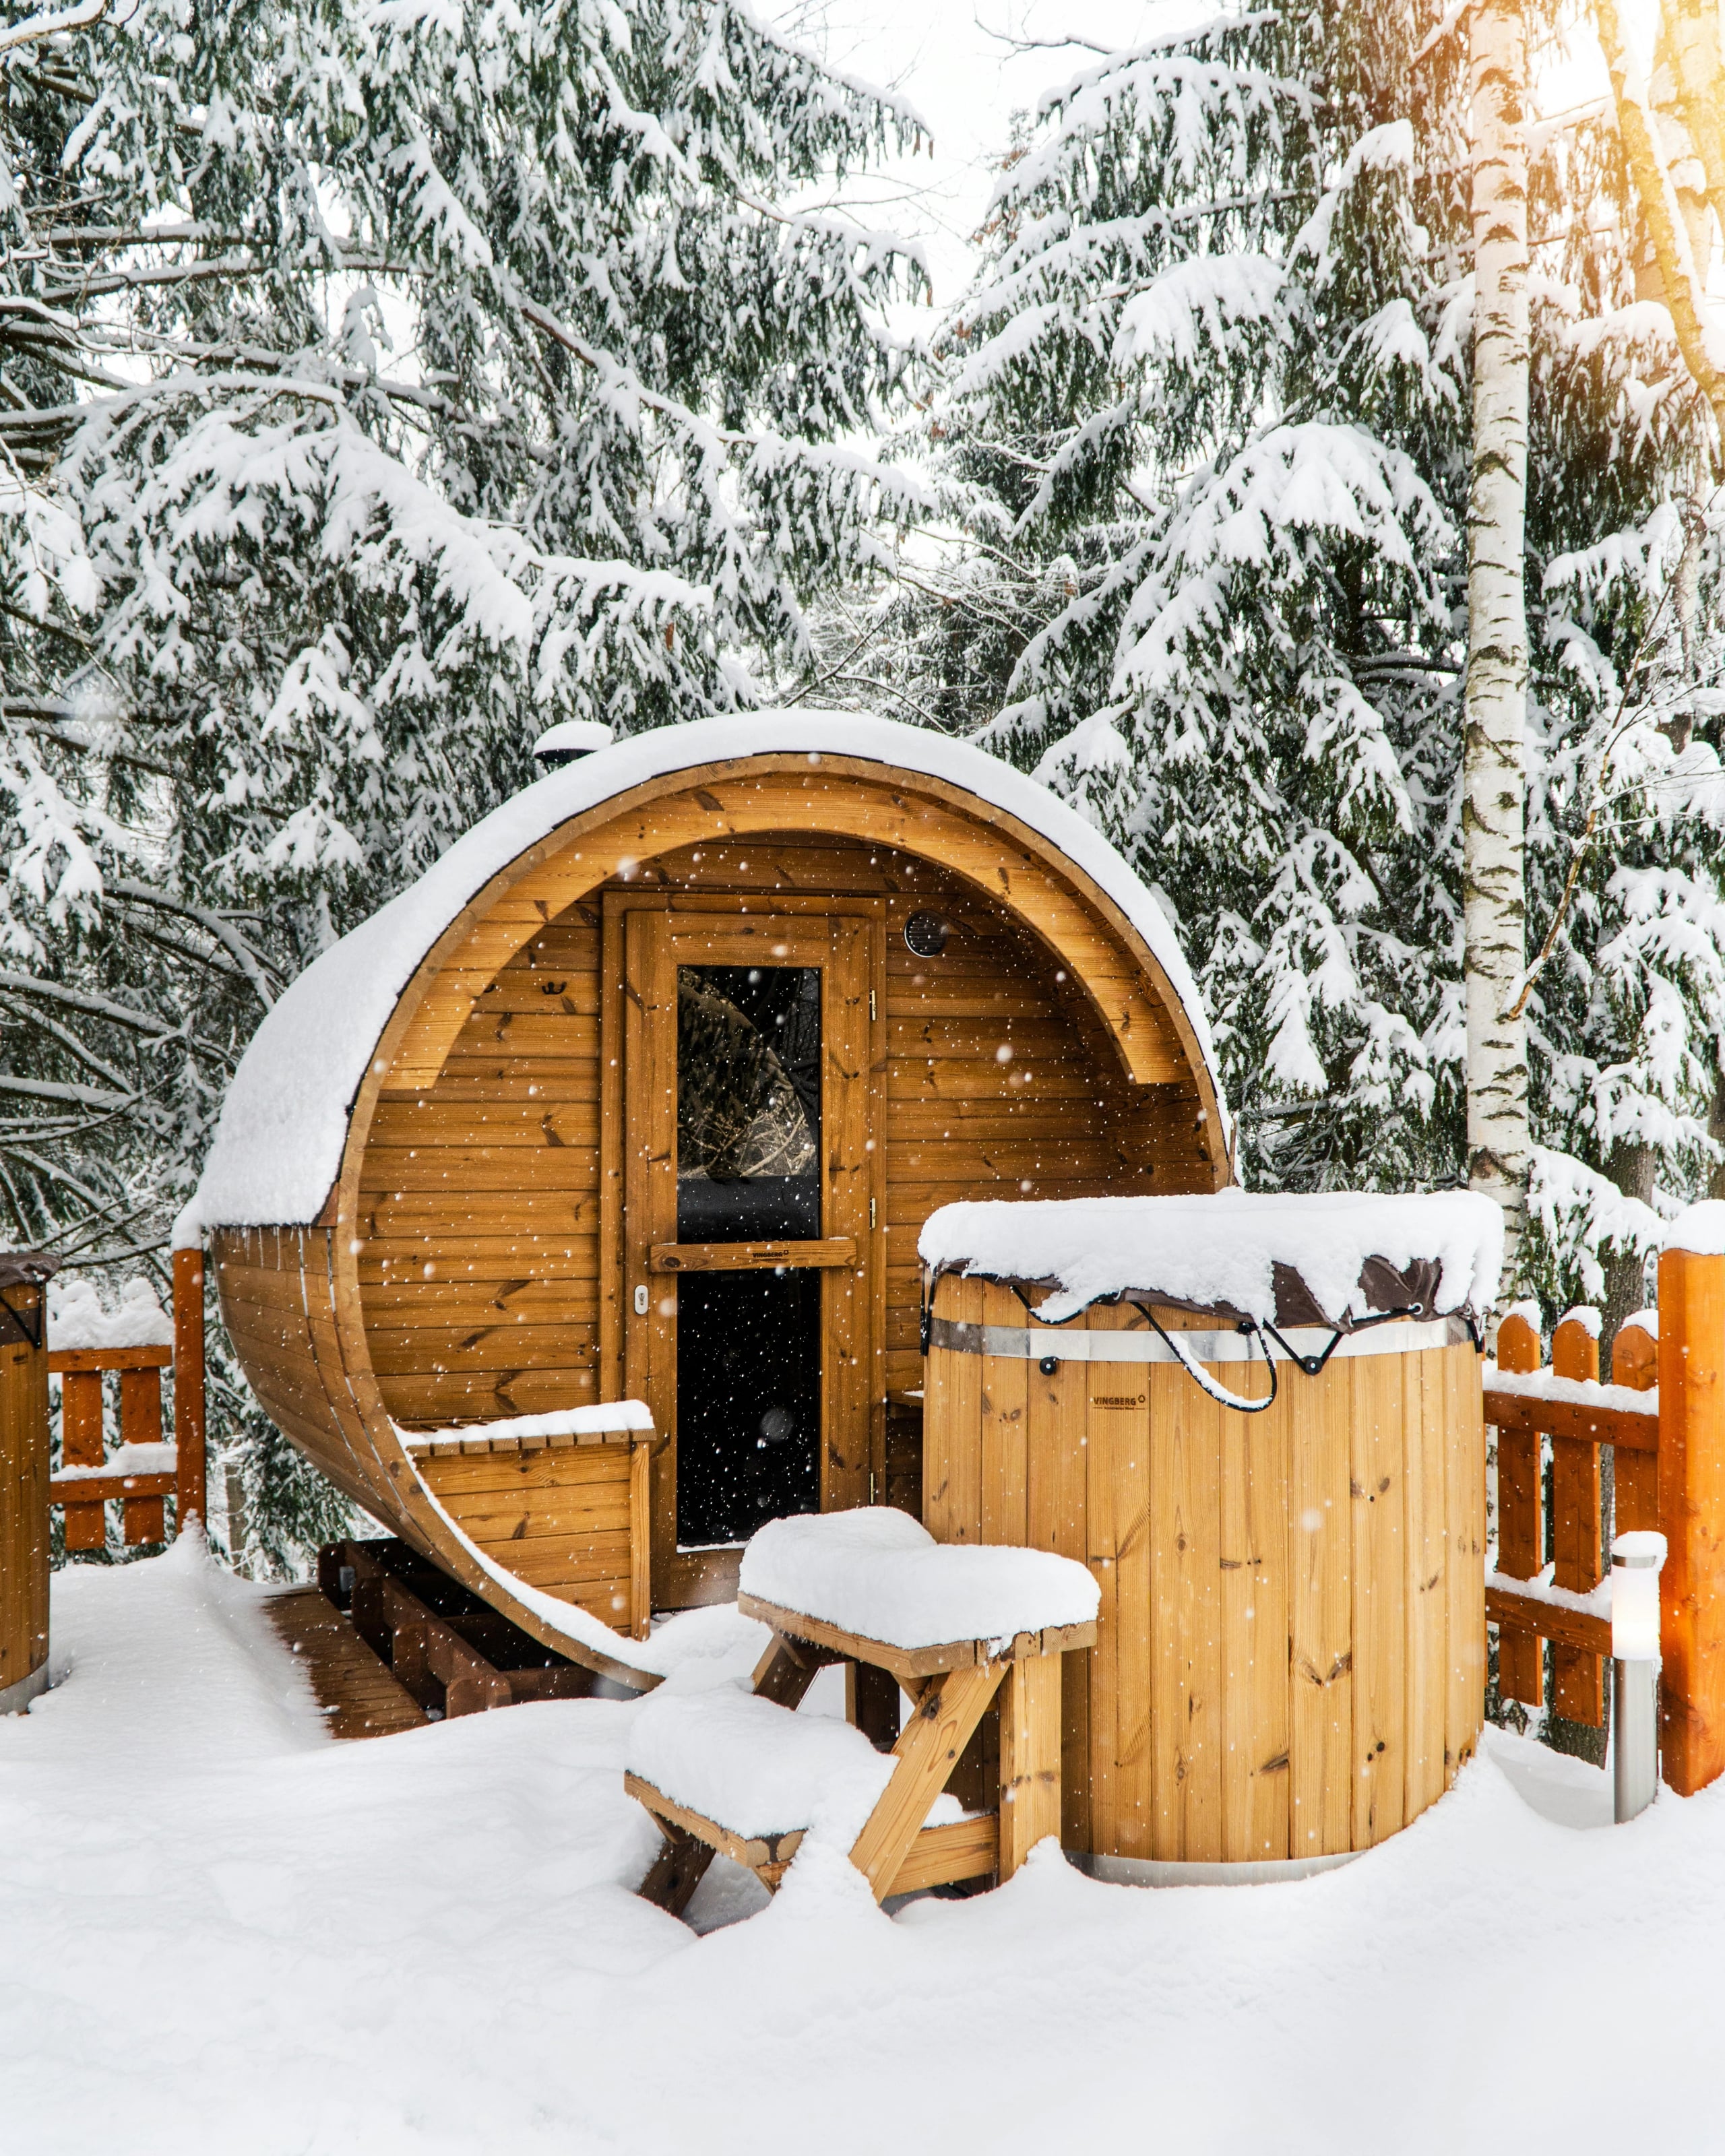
[600,891,886,1610]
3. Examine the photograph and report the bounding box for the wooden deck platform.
[265,1585,429,1740]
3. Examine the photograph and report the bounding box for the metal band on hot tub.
[925,1313,1468,1364]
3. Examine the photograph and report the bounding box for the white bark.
[1464,0,1532,1268]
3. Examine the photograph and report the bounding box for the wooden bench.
[628,1523,1098,1916]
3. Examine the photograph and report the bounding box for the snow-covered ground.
[4,1542,1721,2155]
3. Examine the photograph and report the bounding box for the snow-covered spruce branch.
[0,1,107,57]
[0,970,177,1038]
[105,883,282,1008]
[0,1069,137,1112]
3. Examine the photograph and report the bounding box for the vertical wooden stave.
[1220,1348,1288,1860]
[999,1653,1063,1876]
[1613,1317,1660,1531]
[1090,1306,1150,1859]
[1445,1337,1487,1783]
[1657,1244,1725,1795]
[1351,1353,1406,1849]
[1403,1348,1447,1823]
[59,1368,106,1552]
[172,1243,206,1535]
[119,1365,165,1546]
[1287,1356,1354,1857]
[979,1279,1029,1547]
[1548,1312,1604,1723]
[1,1284,51,1705]
[1025,1331,1091,1851]
[1493,1309,1544,1705]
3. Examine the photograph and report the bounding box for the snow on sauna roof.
[179,711,1225,1240]
[920,1191,1505,1327]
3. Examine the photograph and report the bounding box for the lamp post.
[1612,1530,1666,1823]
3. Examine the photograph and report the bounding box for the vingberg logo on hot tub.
[1092,1393,1146,1407]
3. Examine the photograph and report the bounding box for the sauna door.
[617,909,880,1610]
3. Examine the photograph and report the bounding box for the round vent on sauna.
[904,911,949,958]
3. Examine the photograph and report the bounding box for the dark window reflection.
[677,965,820,1242]
[676,1270,821,1546]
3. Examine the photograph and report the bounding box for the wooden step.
[265,1586,429,1740]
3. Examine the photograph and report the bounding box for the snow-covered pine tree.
[845,0,1725,1329]
[0,0,924,1568]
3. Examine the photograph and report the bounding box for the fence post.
[1550,1310,1603,1722]
[172,1242,206,1533]
[1495,1308,1544,1706]
[1656,1213,1725,1795]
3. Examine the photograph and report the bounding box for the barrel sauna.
[0,1252,56,1714]
[184,714,1230,1682]
[920,1193,1497,1871]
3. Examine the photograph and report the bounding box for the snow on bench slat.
[178,711,1224,1242]
[626,1688,964,1849]
[396,1403,652,1451]
[49,1274,173,1352]
[1483,1365,1659,1417]
[738,1508,1099,1652]
[919,1189,1503,1327]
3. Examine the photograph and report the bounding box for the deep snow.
[5,1540,1724,2155]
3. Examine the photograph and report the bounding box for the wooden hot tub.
[920,1195,1494,1871]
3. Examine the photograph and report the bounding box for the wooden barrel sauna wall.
[1,1254,55,1715]
[922,1276,1486,1866]
[194,716,1231,1664]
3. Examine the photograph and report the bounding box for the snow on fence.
[46,1250,206,1552]
[1484,1213,1725,1795]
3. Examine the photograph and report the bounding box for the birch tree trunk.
[1598,0,1725,451]
[1465,0,1532,1271]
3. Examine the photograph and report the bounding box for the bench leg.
[639,1822,717,1917]
[848,1661,1003,1901]
[999,1655,1061,1879]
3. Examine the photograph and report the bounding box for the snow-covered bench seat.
[623,1689,982,1893]
[397,1401,654,1460]
[631,1510,1099,1915]
[734,1507,1100,1679]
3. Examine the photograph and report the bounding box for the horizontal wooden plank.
[363,1327,599,1376]
[1486,1583,1610,1657]
[650,1238,856,1273]
[1484,1389,1659,1455]
[886,1812,1000,1895]
[50,1471,175,1504]
[887,1061,1107,1104]
[47,1344,172,1373]
[360,1146,598,1191]
[416,1446,632,1495]
[625,1772,803,1874]
[369,1101,598,1145]
[354,1238,599,1277]
[382,1368,602,1424]
[358,1285,598,1327]
[736,1593,1098,1683]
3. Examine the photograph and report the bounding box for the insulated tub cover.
[918,1191,1505,1331]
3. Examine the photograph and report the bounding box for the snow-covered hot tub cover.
[920,1191,1505,1330]
[177,710,1226,1242]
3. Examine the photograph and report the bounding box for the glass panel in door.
[676,964,821,1242]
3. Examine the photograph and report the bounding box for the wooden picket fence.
[47,1250,206,1552]
[1484,1238,1725,1795]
